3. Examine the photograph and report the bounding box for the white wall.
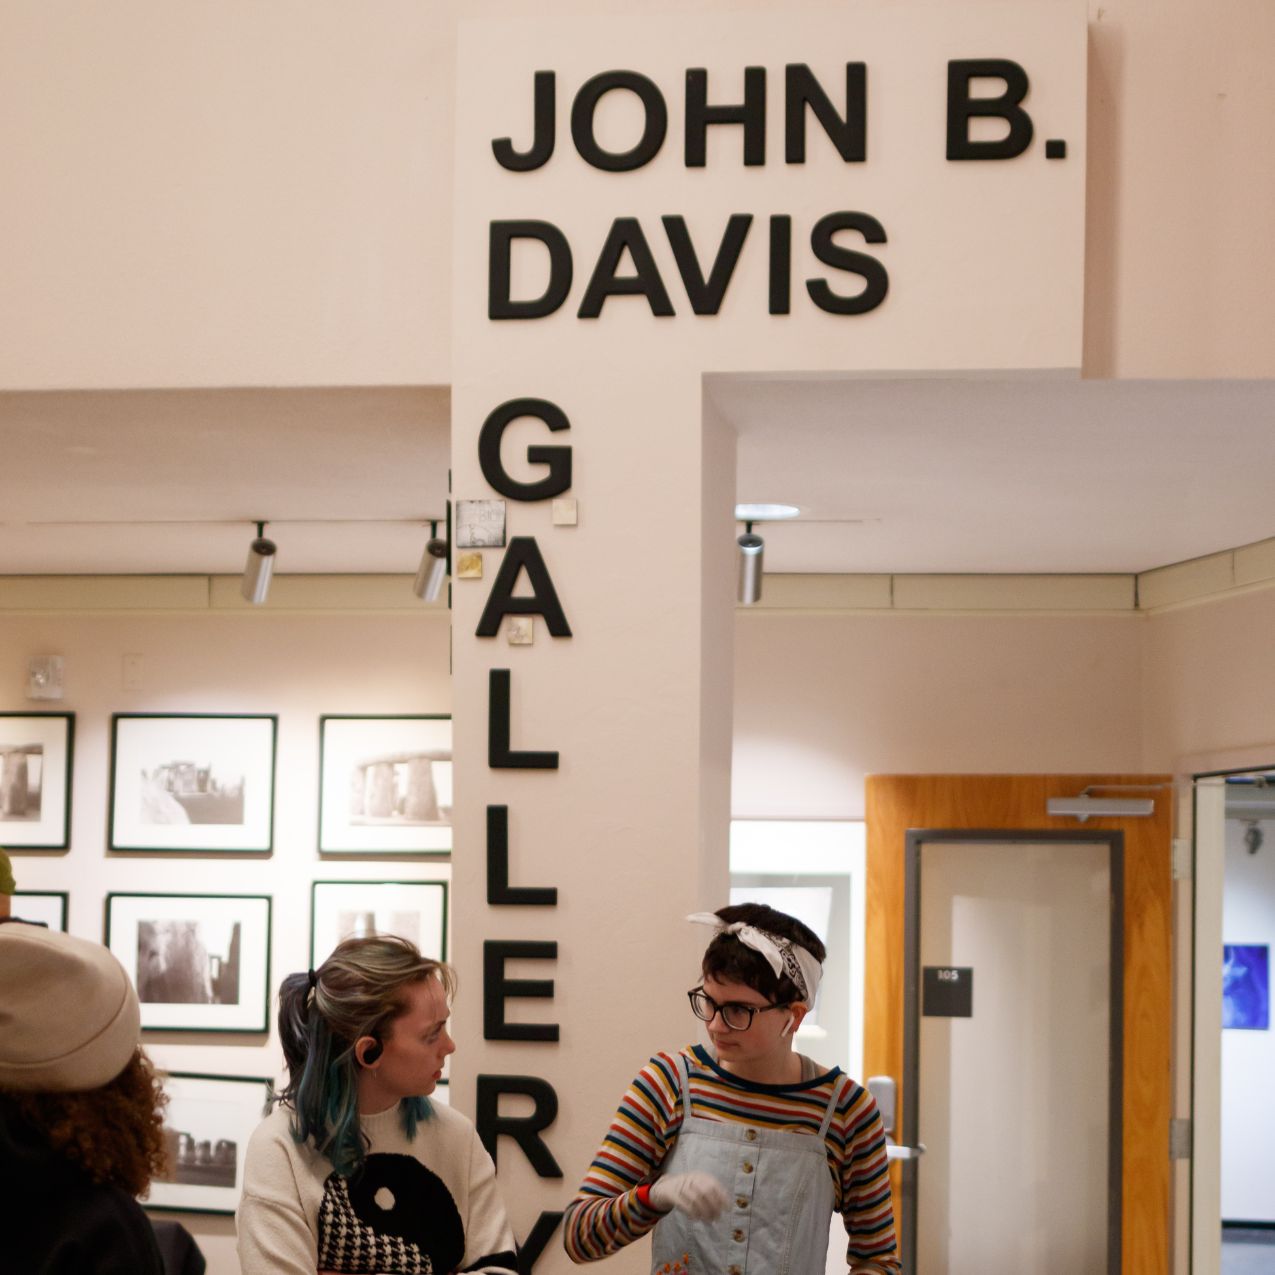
[0,611,452,1273]
[1220,815,1275,1222]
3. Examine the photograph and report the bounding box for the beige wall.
[0,610,451,1275]
[2,0,1272,388]
[1141,588,1275,770]
[733,610,1146,817]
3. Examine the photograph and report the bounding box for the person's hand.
[648,1172,729,1220]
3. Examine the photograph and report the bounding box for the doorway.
[865,774,1174,1275]
[1190,770,1275,1275]
[902,831,1122,1274]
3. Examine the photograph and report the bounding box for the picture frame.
[310,879,449,968]
[0,711,74,849]
[318,715,452,855]
[1223,943,1270,1031]
[109,714,277,853]
[105,893,272,1032]
[11,890,68,930]
[146,1072,273,1215]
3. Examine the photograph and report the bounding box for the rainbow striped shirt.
[563,1045,900,1271]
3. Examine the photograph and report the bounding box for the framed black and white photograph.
[319,715,452,855]
[146,1072,272,1215]
[311,879,448,967]
[109,714,276,853]
[106,893,272,1032]
[11,890,68,930]
[0,712,74,849]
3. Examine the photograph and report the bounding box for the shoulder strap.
[676,1050,694,1120]
[817,1074,850,1139]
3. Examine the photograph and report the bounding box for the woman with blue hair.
[237,935,515,1275]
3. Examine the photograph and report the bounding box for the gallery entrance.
[865,775,1174,1275]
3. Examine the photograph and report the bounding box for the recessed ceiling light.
[734,503,800,521]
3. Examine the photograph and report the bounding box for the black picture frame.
[108,714,277,854]
[318,715,452,855]
[0,711,74,850]
[11,890,68,930]
[310,878,449,967]
[145,1071,273,1215]
[105,892,272,1033]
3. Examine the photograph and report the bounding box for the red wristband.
[635,1183,654,1210]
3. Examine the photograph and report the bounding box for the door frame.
[866,774,1174,1275]
[901,828,1125,1275]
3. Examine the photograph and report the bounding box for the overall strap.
[677,1050,694,1120]
[817,1074,850,1139]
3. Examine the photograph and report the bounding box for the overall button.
[733,1229,746,1242]
[744,1128,758,1142]
[736,1196,749,1209]
[742,1161,754,1173]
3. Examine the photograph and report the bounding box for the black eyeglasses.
[687,986,789,1032]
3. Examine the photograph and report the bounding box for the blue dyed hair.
[276,935,455,1177]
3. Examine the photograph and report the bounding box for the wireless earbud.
[782,1014,795,1036]
[360,1037,382,1065]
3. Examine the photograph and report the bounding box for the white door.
[902,833,1120,1275]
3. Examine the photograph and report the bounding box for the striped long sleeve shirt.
[563,1045,901,1272]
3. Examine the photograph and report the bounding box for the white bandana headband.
[687,913,823,1008]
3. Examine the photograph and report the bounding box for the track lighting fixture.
[737,521,764,605]
[241,521,276,605]
[413,521,450,602]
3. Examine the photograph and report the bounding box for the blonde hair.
[277,935,455,1175]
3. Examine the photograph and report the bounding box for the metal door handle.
[885,1140,926,1161]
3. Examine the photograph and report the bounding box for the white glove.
[648,1172,729,1221]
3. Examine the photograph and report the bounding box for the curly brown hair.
[2,1048,168,1196]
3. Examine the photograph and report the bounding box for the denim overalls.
[650,1053,849,1275]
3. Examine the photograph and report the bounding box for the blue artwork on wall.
[1222,944,1270,1030]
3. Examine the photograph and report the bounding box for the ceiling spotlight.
[737,522,764,605]
[241,521,276,605]
[413,521,449,603]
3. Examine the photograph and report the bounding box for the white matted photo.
[310,880,448,967]
[106,893,272,1032]
[109,714,277,853]
[319,716,452,854]
[0,712,74,849]
[146,1072,272,1215]
[11,890,68,930]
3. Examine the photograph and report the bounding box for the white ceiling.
[1,377,1272,577]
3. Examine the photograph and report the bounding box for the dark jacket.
[0,1096,164,1275]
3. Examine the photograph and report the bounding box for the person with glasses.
[563,902,900,1273]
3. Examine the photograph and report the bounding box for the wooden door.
[865,774,1173,1275]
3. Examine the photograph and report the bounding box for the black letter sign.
[488,669,559,770]
[492,71,556,171]
[483,941,560,1042]
[946,59,1034,160]
[478,398,572,502]
[489,221,574,320]
[806,212,889,315]
[476,538,572,638]
[487,805,558,906]
[476,1075,564,1177]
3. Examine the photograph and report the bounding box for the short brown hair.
[701,902,825,1003]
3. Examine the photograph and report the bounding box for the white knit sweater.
[237,1101,516,1275]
